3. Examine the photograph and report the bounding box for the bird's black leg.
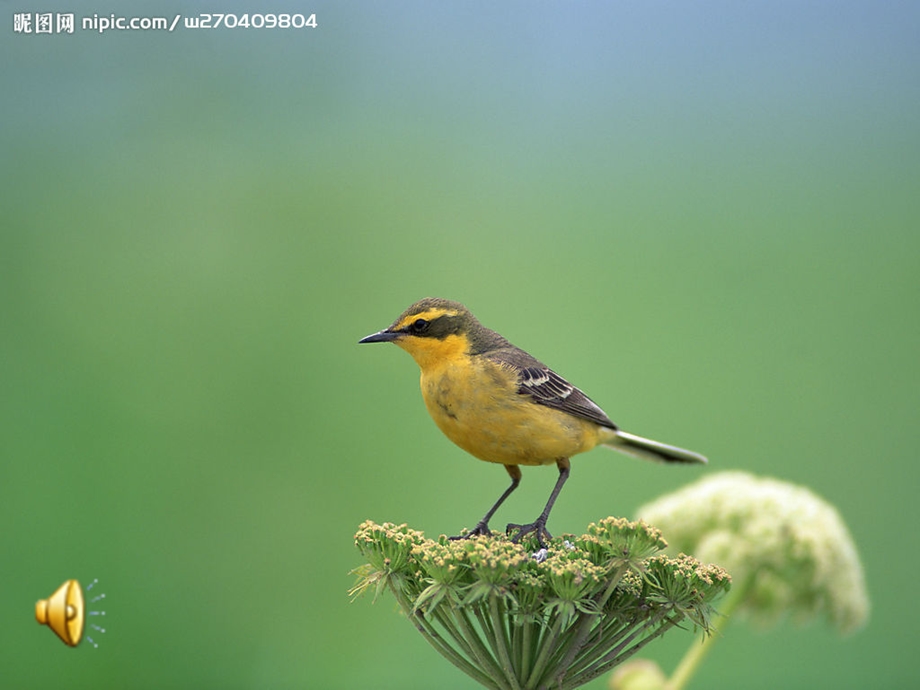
[450,465,521,540]
[507,458,570,548]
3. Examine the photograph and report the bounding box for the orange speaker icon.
[36,579,84,647]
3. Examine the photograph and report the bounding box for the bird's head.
[359,298,504,368]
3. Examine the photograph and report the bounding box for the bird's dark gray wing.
[485,349,617,429]
[517,366,617,429]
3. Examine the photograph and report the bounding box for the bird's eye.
[411,318,430,333]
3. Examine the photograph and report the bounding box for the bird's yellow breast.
[417,354,602,466]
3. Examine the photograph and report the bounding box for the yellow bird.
[359,297,706,545]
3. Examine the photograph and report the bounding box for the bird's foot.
[506,517,552,549]
[448,520,492,541]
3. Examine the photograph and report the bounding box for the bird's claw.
[451,519,554,565]
[449,521,492,541]
[506,519,552,549]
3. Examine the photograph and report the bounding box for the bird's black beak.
[358,329,400,344]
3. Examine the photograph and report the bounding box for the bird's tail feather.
[603,430,707,464]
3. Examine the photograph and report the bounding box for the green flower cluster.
[352,518,730,690]
[637,471,869,633]
[612,472,870,690]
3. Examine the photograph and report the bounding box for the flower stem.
[664,578,748,690]
[550,564,627,687]
[386,581,502,690]
[454,601,510,688]
[489,596,522,690]
[564,613,680,689]
[524,614,565,690]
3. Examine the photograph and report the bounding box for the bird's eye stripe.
[394,308,456,331]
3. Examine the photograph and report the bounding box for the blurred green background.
[2,1,917,688]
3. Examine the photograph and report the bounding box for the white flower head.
[637,471,869,633]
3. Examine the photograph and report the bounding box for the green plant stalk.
[454,601,510,688]
[529,614,545,669]
[565,614,682,690]
[474,605,499,662]
[386,580,502,690]
[519,618,534,679]
[549,564,627,686]
[430,601,481,665]
[524,613,565,689]
[473,600,517,690]
[489,596,522,690]
[570,611,670,683]
[511,613,540,682]
[510,615,523,678]
[564,618,634,679]
[664,579,748,690]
